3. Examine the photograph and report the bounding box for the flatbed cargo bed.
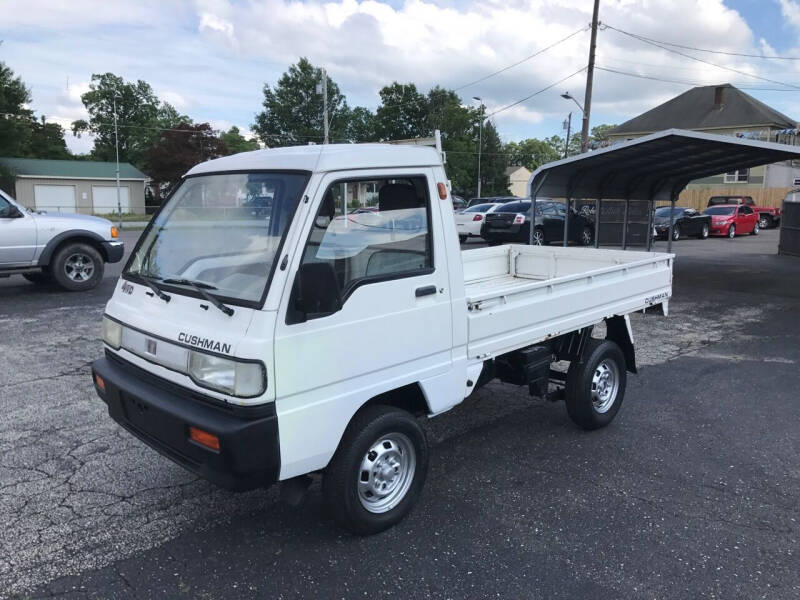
[462,245,674,359]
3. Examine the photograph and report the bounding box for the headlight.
[188,351,266,397]
[102,316,122,349]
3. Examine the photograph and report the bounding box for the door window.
[739,206,753,215]
[0,196,13,218]
[293,175,433,319]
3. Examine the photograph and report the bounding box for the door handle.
[415,285,437,297]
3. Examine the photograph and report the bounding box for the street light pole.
[113,91,121,229]
[563,112,572,159]
[474,96,483,198]
[322,68,329,144]
[581,0,601,153]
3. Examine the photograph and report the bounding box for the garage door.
[34,185,76,213]
[92,186,130,214]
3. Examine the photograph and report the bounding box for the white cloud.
[1,0,797,149]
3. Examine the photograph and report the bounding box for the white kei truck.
[92,143,673,534]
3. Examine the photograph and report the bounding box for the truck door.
[273,169,453,478]
[0,194,37,266]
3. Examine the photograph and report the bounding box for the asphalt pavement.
[2,229,799,599]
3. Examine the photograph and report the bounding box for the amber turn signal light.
[110,226,119,238]
[189,426,220,451]
[437,182,448,200]
[94,373,106,392]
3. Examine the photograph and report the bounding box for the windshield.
[704,206,735,215]
[126,172,309,305]
[465,203,495,213]
[654,207,684,217]
[496,202,530,213]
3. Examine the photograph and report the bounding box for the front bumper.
[101,241,125,263]
[92,354,280,491]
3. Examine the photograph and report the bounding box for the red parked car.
[703,204,760,238]
[707,196,781,229]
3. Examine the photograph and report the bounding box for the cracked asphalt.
[2,229,799,599]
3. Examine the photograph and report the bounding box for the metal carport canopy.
[526,128,800,251]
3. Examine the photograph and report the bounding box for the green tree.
[374,82,428,141]
[71,73,163,168]
[590,123,617,144]
[219,126,259,154]
[504,138,561,172]
[252,58,349,146]
[476,119,509,197]
[342,106,376,143]
[26,119,70,159]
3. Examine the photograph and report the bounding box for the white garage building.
[0,157,148,215]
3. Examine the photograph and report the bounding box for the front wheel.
[323,405,429,535]
[758,215,771,230]
[672,226,681,241]
[698,223,709,239]
[565,340,627,430]
[728,224,736,239]
[750,221,759,235]
[531,227,545,246]
[580,226,593,246]
[51,242,104,291]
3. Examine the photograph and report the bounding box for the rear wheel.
[565,340,627,430]
[531,227,545,246]
[580,226,593,246]
[751,221,759,235]
[758,215,771,230]
[51,242,104,291]
[323,405,429,535]
[698,223,709,239]
[728,224,736,239]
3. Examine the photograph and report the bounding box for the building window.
[724,169,749,183]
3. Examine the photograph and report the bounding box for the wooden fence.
[666,187,793,210]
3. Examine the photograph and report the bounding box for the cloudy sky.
[3,0,800,154]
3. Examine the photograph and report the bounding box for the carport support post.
[646,200,654,251]
[594,198,601,248]
[528,172,548,246]
[667,194,677,253]
[622,199,629,250]
[562,197,570,247]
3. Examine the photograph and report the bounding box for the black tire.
[698,223,709,239]
[459,235,468,244]
[51,242,104,292]
[727,224,736,239]
[758,215,771,230]
[323,405,429,535]
[531,227,545,246]
[750,221,759,236]
[23,269,53,284]
[565,340,627,430]
[672,226,680,241]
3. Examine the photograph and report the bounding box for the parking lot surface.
[2,230,799,599]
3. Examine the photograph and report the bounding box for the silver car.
[0,189,124,291]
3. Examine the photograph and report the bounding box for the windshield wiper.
[139,274,171,303]
[161,278,234,316]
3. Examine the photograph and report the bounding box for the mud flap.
[605,315,637,374]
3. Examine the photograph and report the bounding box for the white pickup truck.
[92,144,673,534]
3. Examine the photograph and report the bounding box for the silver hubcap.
[357,433,416,514]
[64,253,95,282]
[672,228,679,240]
[759,218,767,228]
[533,231,544,245]
[582,230,591,245]
[754,223,759,233]
[702,225,708,237]
[729,227,735,238]
[591,359,620,414]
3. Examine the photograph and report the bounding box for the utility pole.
[563,112,572,159]
[580,0,600,153]
[474,97,483,198]
[113,91,122,229]
[322,68,329,144]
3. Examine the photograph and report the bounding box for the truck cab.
[92,144,673,534]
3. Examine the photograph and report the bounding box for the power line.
[485,67,587,118]
[595,65,800,92]
[452,26,589,92]
[602,25,800,60]
[604,23,800,90]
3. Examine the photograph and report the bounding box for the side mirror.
[1,205,23,218]
[287,262,342,325]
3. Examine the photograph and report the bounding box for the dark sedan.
[481,199,593,246]
[653,207,711,240]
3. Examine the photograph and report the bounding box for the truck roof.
[186,143,443,177]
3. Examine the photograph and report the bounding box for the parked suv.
[0,189,124,291]
[481,199,593,245]
[707,195,781,229]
